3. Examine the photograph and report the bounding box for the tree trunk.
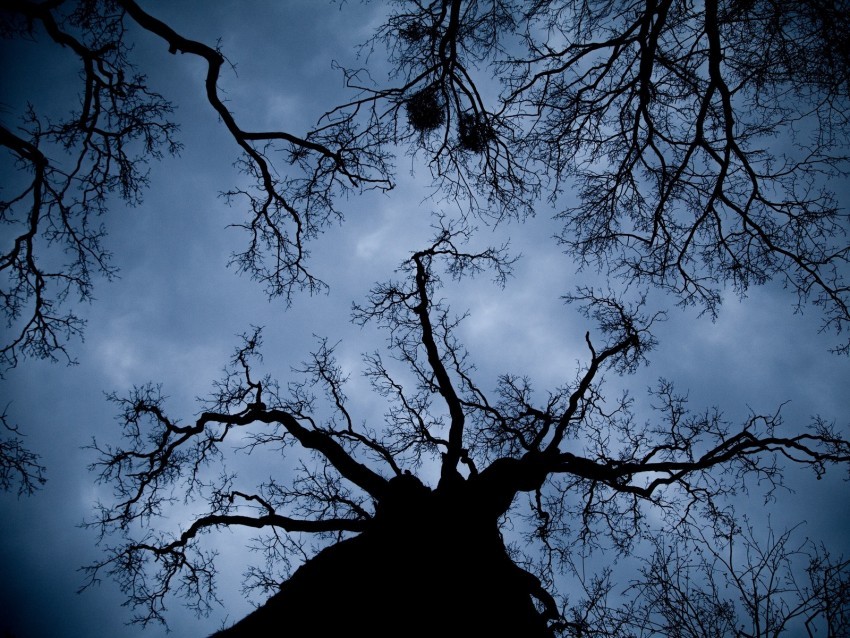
[211,478,554,637]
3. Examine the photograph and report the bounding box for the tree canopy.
[2,0,849,636]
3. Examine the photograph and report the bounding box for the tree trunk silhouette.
[212,475,554,637]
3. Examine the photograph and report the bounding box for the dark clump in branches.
[3,0,850,372]
[398,19,431,44]
[2,0,849,635]
[357,0,850,349]
[406,86,445,132]
[458,111,494,153]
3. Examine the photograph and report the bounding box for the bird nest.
[399,21,427,42]
[458,112,494,153]
[406,87,445,133]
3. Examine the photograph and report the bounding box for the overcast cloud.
[1,2,848,637]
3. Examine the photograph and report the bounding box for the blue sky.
[1,2,849,637]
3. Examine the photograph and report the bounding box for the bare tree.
[0,405,45,496]
[1,0,393,491]
[609,520,850,638]
[81,223,849,634]
[4,0,847,372]
[1,0,394,374]
[537,519,850,637]
[345,0,850,350]
[2,0,849,634]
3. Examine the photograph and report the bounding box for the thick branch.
[202,407,390,501]
[146,511,368,557]
[544,331,637,455]
[410,252,466,486]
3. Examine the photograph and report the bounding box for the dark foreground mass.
[212,474,554,637]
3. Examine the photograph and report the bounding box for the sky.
[1,2,849,637]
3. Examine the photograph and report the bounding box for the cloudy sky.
[1,2,849,637]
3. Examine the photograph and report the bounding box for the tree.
[2,0,390,494]
[82,223,850,635]
[623,521,850,637]
[0,405,45,495]
[2,0,849,635]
